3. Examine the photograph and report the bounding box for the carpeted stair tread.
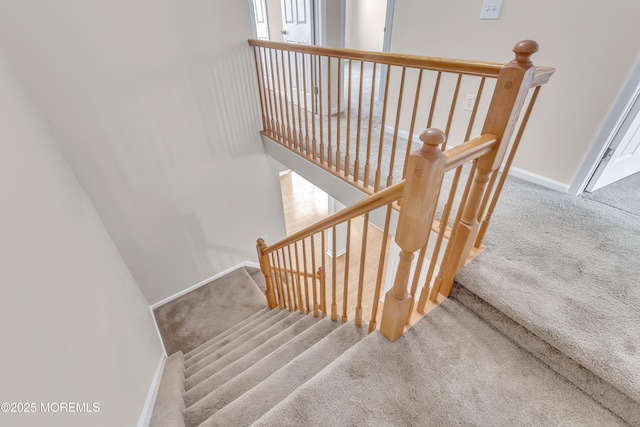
[149,352,186,427]
[197,320,368,427]
[153,267,266,355]
[451,284,640,426]
[184,310,304,383]
[455,177,640,403]
[185,309,289,371]
[245,265,267,292]
[185,307,269,360]
[182,317,342,426]
[183,313,320,406]
[253,299,627,427]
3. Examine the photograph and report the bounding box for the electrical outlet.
[464,95,476,112]
[480,0,503,20]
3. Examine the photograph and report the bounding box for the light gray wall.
[0,0,287,304]
[345,0,387,51]
[0,51,162,427]
[388,0,640,187]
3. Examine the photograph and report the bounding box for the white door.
[281,0,314,45]
[253,0,270,40]
[587,90,640,191]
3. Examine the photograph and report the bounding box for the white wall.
[389,0,640,186]
[0,51,162,427]
[0,0,287,304]
[345,0,387,51]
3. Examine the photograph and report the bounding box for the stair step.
[197,321,368,427]
[183,314,321,407]
[253,299,627,427]
[185,309,287,371]
[182,317,341,427]
[451,285,640,426]
[148,352,186,427]
[185,311,304,383]
[184,307,269,360]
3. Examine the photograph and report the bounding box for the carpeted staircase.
[150,260,635,426]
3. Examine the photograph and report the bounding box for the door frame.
[569,57,640,195]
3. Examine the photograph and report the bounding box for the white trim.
[150,262,254,309]
[149,306,168,357]
[248,0,258,38]
[507,167,569,193]
[569,56,640,195]
[137,352,166,427]
[384,125,421,144]
[326,248,347,258]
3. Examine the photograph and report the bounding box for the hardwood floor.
[278,171,441,333]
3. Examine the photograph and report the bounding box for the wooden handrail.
[249,39,554,85]
[265,180,405,253]
[444,134,498,171]
[249,39,503,78]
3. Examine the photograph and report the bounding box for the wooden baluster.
[374,67,391,192]
[293,242,304,314]
[309,53,324,163]
[268,48,283,141]
[269,252,282,308]
[275,249,287,309]
[380,128,446,342]
[368,204,392,333]
[301,239,311,314]
[344,59,352,178]
[261,47,276,138]
[402,69,424,179]
[354,60,365,183]
[310,234,319,317]
[286,245,298,312]
[475,85,541,249]
[318,266,326,317]
[294,52,304,152]
[341,219,352,324]
[335,58,342,173]
[318,55,325,163]
[442,74,462,150]
[281,50,293,146]
[464,77,486,141]
[355,213,369,327]
[364,63,377,188]
[251,46,268,133]
[430,40,540,299]
[387,66,407,187]
[280,248,294,311]
[321,230,327,316]
[286,50,299,149]
[331,225,338,322]
[327,58,333,167]
[426,71,441,129]
[256,238,277,309]
[301,53,311,156]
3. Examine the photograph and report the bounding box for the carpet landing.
[153,267,266,355]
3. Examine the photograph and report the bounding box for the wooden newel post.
[380,128,446,342]
[429,40,539,302]
[256,238,277,309]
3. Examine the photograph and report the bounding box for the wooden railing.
[251,39,554,341]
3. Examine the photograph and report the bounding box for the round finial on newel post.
[512,40,539,67]
[418,128,446,153]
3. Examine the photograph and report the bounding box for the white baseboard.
[326,248,347,258]
[507,167,570,193]
[384,125,421,144]
[137,352,166,427]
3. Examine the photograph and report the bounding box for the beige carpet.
[153,267,266,355]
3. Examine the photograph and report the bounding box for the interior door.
[253,0,270,40]
[587,91,640,191]
[281,0,316,112]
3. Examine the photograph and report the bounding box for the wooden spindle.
[261,47,276,137]
[256,238,277,309]
[281,50,293,146]
[426,71,442,129]
[387,66,407,187]
[443,74,462,150]
[301,53,311,156]
[293,242,304,314]
[318,55,325,163]
[331,225,338,322]
[335,58,342,173]
[286,245,298,311]
[269,252,282,308]
[318,266,327,317]
[268,48,283,141]
[355,213,369,327]
[310,234,319,317]
[273,49,286,142]
[374,67,392,192]
[321,230,327,315]
[464,77,486,142]
[327,58,333,168]
[301,239,311,314]
[342,219,352,324]
[380,128,446,342]
[275,249,287,309]
[344,60,352,178]
[294,52,304,151]
[354,61,365,183]
[369,204,393,333]
[364,63,378,188]
[251,46,268,132]
[403,69,424,179]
